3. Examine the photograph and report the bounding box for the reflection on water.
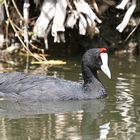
[109,55,140,140]
[115,74,136,139]
[0,54,140,139]
[0,100,106,140]
[99,122,110,139]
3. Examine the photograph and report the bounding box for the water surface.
[0,54,140,140]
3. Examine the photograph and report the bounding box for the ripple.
[114,73,138,139]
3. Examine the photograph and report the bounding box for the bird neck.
[81,64,106,97]
[82,64,99,85]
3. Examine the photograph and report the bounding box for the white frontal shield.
[100,53,111,79]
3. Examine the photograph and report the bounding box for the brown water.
[0,54,140,140]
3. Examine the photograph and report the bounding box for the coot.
[0,48,111,101]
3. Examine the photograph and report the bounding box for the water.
[0,54,140,140]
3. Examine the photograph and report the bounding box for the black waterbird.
[0,48,111,101]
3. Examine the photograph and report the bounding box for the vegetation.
[0,0,140,61]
